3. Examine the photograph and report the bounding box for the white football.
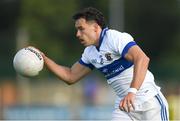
[13,47,44,77]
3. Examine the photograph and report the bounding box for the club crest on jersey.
[105,53,112,61]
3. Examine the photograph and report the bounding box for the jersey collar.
[96,27,108,51]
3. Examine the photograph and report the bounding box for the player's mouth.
[79,39,85,44]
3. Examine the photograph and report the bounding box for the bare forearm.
[131,56,150,90]
[42,54,91,85]
[43,55,73,84]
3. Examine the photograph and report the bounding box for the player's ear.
[94,23,100,32]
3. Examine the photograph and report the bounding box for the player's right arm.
[42,54,91,85]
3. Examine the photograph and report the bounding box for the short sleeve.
[78,48,94,70]
[109,31,136,58]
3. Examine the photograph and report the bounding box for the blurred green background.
[0,0,179,120]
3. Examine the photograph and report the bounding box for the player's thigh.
[142,94,169,121]
[142,97,162,120]
[111,109,133,121]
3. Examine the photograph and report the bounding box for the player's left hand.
[119,92,136,112]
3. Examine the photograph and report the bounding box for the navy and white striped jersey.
[79,27,160,106]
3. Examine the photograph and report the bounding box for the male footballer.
[38,7,169,121]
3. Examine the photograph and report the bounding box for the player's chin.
[84,43,91,47]
[80,42,88,46]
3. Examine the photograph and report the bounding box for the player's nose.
[76,30,80,38]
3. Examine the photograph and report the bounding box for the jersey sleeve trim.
[122,41,136,57]
[79,59,94,70]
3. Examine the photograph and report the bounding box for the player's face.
[75,18,99,46]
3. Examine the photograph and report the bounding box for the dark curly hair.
[72,7,106,29]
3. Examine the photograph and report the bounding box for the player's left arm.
[125,45,150,90]
[119,45,150,112]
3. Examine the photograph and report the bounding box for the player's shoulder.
[106,29,134,44]
[107,29,132,38]
[106,29,121,36]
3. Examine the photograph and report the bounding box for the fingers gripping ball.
[13,47,44,77]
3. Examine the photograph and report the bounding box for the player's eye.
[78,27,84,31]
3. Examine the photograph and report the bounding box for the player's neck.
[94,27,102,47]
